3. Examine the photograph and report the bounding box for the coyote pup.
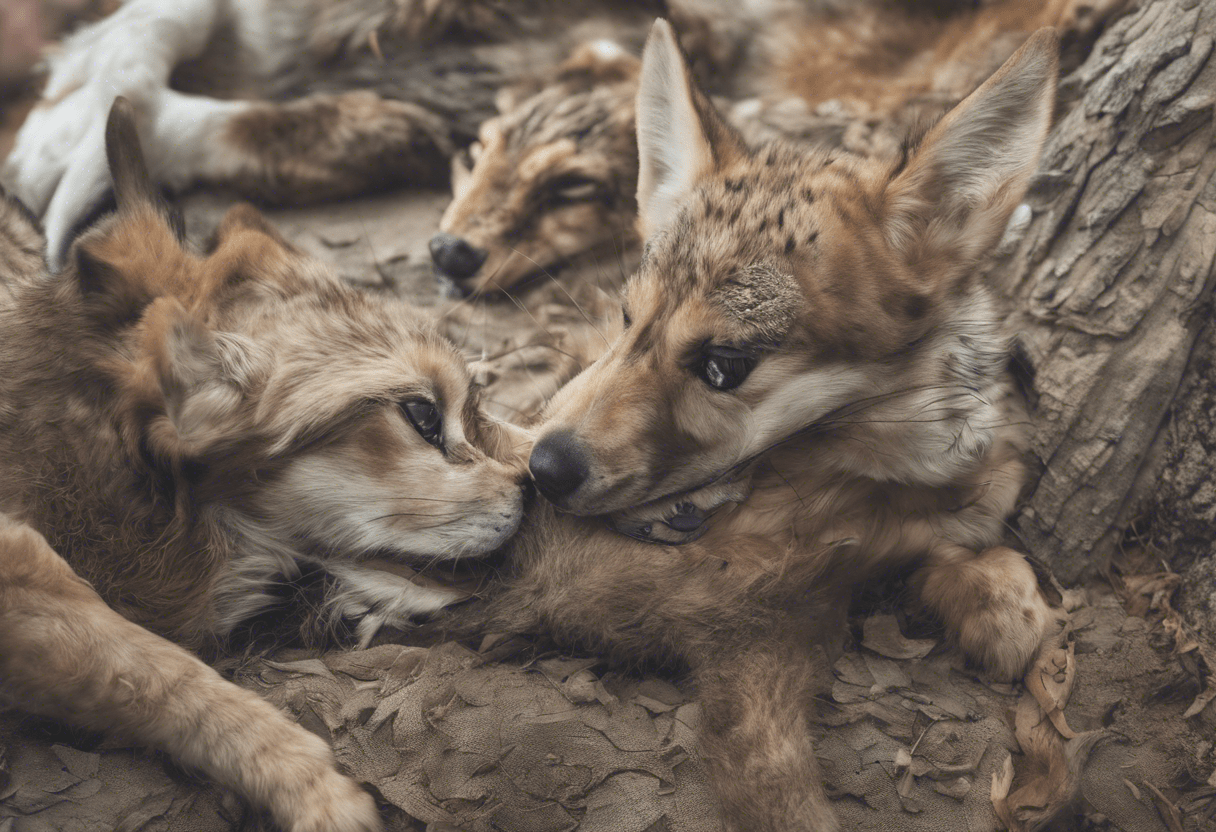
[484,21,1063,832]
[0,99,529,830]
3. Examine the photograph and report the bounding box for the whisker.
[511,246,610,348]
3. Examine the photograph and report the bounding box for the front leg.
[695,637,841,832]
[0,514,380,832]
[490,512,842,831]
[915,544,1057,680]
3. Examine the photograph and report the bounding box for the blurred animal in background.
[2,0,1126,278]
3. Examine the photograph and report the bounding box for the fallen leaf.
[862,615,936,661]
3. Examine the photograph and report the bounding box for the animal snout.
[429,233,488,282]
[529,429,591,504]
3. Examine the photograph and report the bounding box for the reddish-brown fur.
[467,24,1066,832]
[0,99,528,829]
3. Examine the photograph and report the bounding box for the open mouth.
[603,466,756,545]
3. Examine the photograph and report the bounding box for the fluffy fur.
[0,99,531,827]
[475,24,1065,832]
[2,0,1119,278]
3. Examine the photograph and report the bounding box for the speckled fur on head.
[496,23,1063,832]
[539,22,1059,516]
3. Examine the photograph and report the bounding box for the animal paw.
[324,562,468,648]
[279,767,382,832]
[920,546,1059,682]
[2,0,223,264]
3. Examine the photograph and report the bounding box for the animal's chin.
[560,483,696,519]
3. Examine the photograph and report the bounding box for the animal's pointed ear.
[106,96,161,216]
[635,18,745,238]
[101,96,184,238]
[70,98,189,324]
[882,28,1058,269]
[127,298,259,471]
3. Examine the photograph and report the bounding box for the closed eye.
[400,399,443,448]
[546,174,608,205]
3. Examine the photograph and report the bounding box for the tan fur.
[776,0,1128,116]
[430,0,1126,295]
[479,25,1067,832]
[0,513,380,832]
[435,43,642,293]
[0,100,529,827]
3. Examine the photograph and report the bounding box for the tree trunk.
[986,0,1216,595]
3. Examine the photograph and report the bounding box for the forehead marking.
[713,263,801,344]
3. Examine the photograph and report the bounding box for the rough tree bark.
[986,0,1216,606]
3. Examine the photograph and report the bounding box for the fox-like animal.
[0,98,532,831]
[430,39,642,295]
[428,0,1125,293]
[0,0,666,269]
[471,21,1063,832]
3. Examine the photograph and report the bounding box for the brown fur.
[435,42,642,293]
[430,0,1127,294]
[0,99,530,828]
[0,513,380,832]
[776,0,1128,115]
[222,91,454,204]
[470,25,1067,832]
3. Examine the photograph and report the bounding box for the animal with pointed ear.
[0,97,535,830]
[486,19,1063,832]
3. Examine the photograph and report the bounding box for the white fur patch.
[590,39,628,61]
[323,563,464,648]
[635,20,712,236]
[2,0,229,264]
[269,454,523,561]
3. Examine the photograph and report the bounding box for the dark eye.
[622,306,632,328]
[698,346,756,391]
[547,174,607,205]
[400,399,443,447]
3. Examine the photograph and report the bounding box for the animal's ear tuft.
[129,298,258,470]
[63,99,192,325]
[882,28,1058,270]
[635,19,745,239]
[106,97,159,215]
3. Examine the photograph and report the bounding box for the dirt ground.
[2,3,1216,831]
[0,184,1208,832]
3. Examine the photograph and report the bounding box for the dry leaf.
[991,753,1017,831]
[1142,781,1184,832]
[862,615,936,661]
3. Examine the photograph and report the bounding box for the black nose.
[529,429,591,503]
[429,233,488,281]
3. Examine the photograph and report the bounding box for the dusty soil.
[0,187,1212,832]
